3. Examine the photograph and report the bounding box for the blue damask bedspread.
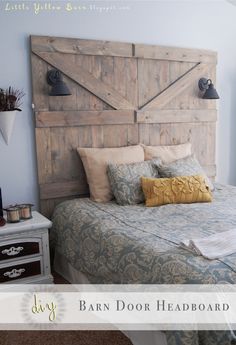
[50,183,236,345]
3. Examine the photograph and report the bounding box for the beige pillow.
[142,143,191,163]
[77,145,144,202]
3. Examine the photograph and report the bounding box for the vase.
[0,110,17,145]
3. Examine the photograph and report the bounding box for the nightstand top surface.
[0,211,52,236]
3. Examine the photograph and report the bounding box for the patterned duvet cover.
[51,183,236,345]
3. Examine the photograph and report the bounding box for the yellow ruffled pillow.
[141,175,212,207]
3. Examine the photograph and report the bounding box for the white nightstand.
[0,211,53,284]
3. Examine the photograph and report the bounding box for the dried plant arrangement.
[0,87,25,112]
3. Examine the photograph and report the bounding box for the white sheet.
[180,229,236,260]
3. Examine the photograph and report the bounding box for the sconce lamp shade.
[198,78,219,99]
[202,83,219,99]
[49,81,71,96]
[47,69,71,96]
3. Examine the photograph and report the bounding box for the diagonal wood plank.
[140,63,209,110]
[33,51,134,110]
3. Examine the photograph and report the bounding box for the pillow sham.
[142,142,191,163]
[77,145,144,202]
[107,159,161,205]
[156,154,214,191]
[141,175,212,207]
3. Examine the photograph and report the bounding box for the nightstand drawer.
[0,211,53,284]
[0,259,42,283]
[0,239,41,261]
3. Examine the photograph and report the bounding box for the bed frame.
[30,35,217,218]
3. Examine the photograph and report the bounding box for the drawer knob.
[2,246,24,256]
[4,268,25,278]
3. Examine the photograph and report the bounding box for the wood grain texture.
[31,35,133,57]
[35,128,52,184]
[158,122,216,166]
[30,54,49,111]
[36,110,135,127]
[166,61,216,110]
[140,63,209,110]
[137,110,217,124]
[135,44,217,63]
[138,58,170,108]
[75,55,112,111]
[40,180,88,200]
[33,51,134,110]
[31,36,218,218]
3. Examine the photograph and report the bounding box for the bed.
[51,184,236,286]
[50,183,236,345]
[30,36,225,345]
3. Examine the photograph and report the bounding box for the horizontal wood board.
[30,35,218,218]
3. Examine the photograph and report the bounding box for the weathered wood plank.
[140,63,209,110]
[128,124,139,145]
[76,55,111,111]
[36,110,135,127]
[91,125,104,147]
[125,58,138,108]
[40,180,89,200]
[30,54,49,111]
[34,51,134,110]
[194,122,216,166]
[167,61,216,110]
[35,128,52,184]
[135,44,217,64]
[112,57,138,108]
[149,124,161,146]
[103,125,129,147]
[50,128,72,181]
[138,58,170,108]
[49,127,89,183]
[137,110,217,124]
[138,123,150,145]
[158,122,216,167]
[100,56,115,110]
[40,200,55,219]
[31,35,133,57]
[168,61,198,110]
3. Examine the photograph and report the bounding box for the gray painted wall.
[0,0,236,208]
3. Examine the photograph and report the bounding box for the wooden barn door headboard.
[30,35,217,218]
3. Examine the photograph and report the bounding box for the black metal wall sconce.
[198,78,219,99]
[47,69,71,96]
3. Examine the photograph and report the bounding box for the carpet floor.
[0,331,132,345]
